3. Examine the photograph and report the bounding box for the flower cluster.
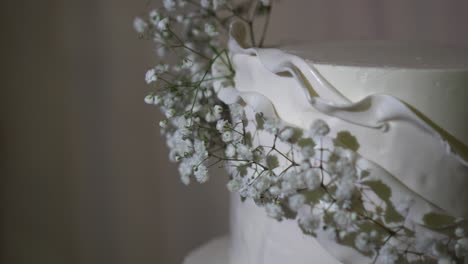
[135,1,467,263]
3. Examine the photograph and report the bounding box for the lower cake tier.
[229,194,342,264]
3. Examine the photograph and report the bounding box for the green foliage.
[266,155,279,170]
[298,138,316,148]
[255,113,264,130]
[334,131,360,152]
[423,212,457,229]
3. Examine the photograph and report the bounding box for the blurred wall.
[1,1,467,264]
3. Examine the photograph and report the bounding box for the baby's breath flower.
[182,57,193,69]
[225,144,236,158]
[133,17,148,33]
[378,244,399,264]
[355,232,373,253]
[154,64,169,74]
[455,238,468,258]
[455,227,465,238]
[265,203,284,220]
[236,144,253,160]
[288,194,306,212]
[144,95,155,105]
[145,68,157,84]
[227,179,241,192]
[194,164,209,183]
[216,119,228,132]
[159,119,168,128]
[213,104,223,115]
[165,108,176,118]
[157,17,169,31]
[303,169,320,190]
[149,10,161,25]
[333,210,353,228]
[204,23,218,37]
[269,186,281,196]
[264,118,280,134]
[260,0,271,7]
[279,127,294,141]
[309,119,330,136]
[200,0,210,9]
[222,131,233,142]
[163,0,176,11]
[298,205,320,233]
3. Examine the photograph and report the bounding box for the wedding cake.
[184,40,468,264]
[133,1,468,263]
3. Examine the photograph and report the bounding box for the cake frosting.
[185,29,468,264]
[225,42,468,263]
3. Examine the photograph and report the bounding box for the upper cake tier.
[228,40,468,263]
[283,41,468,147]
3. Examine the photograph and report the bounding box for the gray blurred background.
[1,1,467,264]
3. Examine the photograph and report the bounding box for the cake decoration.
[134,1,468,263]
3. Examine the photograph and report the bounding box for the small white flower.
[455,238,468,258]
[265,203,284,220]
[297,205,320,232]
[204,23,218,37]
[309,119,330,136]
[395,195,414,216]
[301,145,315,158]
[229,103,244,122]
[144,95,155,105]
[269,186,281,196]
[145,68,157,84]
[165,108,176,118]
[154,64,169,74]
[213,104,223,114]
[182,57,193,69]
[225,144,236,158]
[194,164,209,183]
[227,179,241,192]
[378,244,399,264]
[159,120,168,128]
[279,127,294,141]
[437,257,456,264]
[163,0,176,11]
[303,169,320,190]
[216,119,228,132]
[264,118,280,134]
[260,0,271,6]
[236,144,253,160]
[200,0,210,8]
[149,10,161,25]
[205,111,217,122]
[288,194,306,212]
[335,179,355,201]
[455,227,465,238]
[133,17,148,33]
[222,131,233,142]
[333,210,353,228]
[355,232,373,252]
[176,15,184,23]
[157,17,169,31]
[194,140,208,159]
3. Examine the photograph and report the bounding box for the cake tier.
[229,42,468,264]
[183,236,230,264]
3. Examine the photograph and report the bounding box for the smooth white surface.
[225,40,468,264]
[183,236,231,264]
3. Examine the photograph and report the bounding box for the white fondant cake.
[185,42,468,264]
